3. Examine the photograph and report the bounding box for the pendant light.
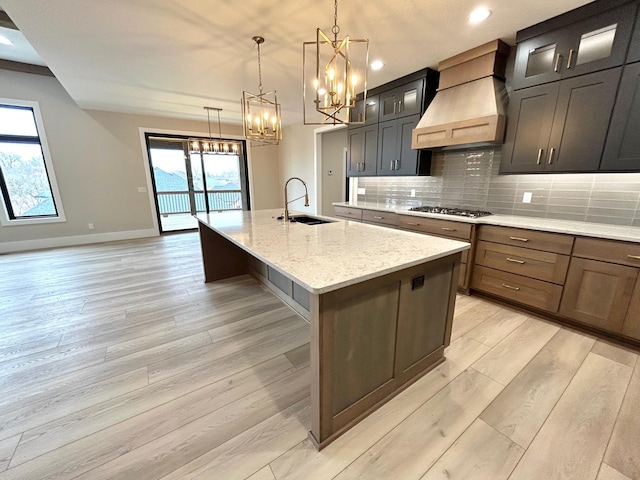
[188,107,239,155]
[242,36,282,145]
[303,0,369,125]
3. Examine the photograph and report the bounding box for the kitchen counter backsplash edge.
[333,201,640,243]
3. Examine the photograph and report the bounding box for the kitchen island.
[196,209,469,449]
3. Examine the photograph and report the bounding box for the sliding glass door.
[147,135,250,233]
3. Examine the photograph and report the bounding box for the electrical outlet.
[522,192,533,203]
[88,223,94,230]
[357,188,366,195]
[137,186,147,193]
[410,189,416,197]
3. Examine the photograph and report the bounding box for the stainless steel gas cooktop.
[409,206,493,218]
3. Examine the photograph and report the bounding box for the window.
[0,99,65,225]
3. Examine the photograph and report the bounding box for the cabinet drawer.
[478,225,573,254]
[398,216,472,240]
[334,206,363,221]
[362,210,398,227]
[471,265,563,313]
[475,241,570,284]
[572,237,640,268]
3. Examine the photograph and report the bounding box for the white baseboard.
[0,228,159,254]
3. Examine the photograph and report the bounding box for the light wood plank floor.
[0,233,638,480]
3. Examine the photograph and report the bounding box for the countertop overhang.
[195,209,469,295]
[334,201,640,243]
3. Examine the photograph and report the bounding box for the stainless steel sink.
[289,215,335,225]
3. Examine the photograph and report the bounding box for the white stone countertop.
[333,201,640,243]
[195,209,469,295]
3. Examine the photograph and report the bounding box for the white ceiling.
[0,0,593,125]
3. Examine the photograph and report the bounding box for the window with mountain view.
[0,101,64,224]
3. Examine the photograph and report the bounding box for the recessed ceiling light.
[469,7,492,24]
[0,35,13,46]
[370,60,384,71]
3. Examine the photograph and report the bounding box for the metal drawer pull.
[509,236,529,242]
[407,222,420,226]
[628,255,640,260]
[441,227,456,231]
[373,216,383,220]
[507,257,525,264]
[554,53,561,72]
[536,148,543,165]
[501,283,521,291]
[548,147,555,165]
[567,49,574,69]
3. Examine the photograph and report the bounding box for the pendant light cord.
[257,41,263,95]
[332,0,340,44]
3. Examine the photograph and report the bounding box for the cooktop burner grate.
[409,206,493,218]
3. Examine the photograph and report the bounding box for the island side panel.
[197,220,249,282]
[394,257,456,384]
[310,252,462,449]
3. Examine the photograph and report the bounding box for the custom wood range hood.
[412,39,511,149]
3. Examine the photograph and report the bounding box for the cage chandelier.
[188,107,239,155]
[303,0,369,125]
[242,36,282,145]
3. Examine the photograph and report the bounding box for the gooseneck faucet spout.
[283,177,309,221]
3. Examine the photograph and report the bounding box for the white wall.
[0,69,282,252]
[279,122,317,215]
[320,128,348,215]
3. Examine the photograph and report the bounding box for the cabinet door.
[512,30,566,90]
[394,114,421,175]
[500,82,559,173]
[512,2,637,90]
[379,79,424,122]
[377,120,398,175]
[547,68,621,172]
[559,257,638,333]
[377,115,421,176]
[622,277,640,340]
[563,2,637,79]
[349,95,380,125]
[629,10,640,64]
[394,260,452,384]
[347,125,378,177]
[601,63,640,171]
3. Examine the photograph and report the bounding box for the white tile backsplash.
[355,147,640,226]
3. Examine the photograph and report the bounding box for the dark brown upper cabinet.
[601,62,640,171]
[378,79,425,122]
[628,7,640,64]
[347,125,378,176]
[512,2,637,90]
[377,114,430,176]
[501,68,622,173]
[349,94,379,125]
[347,68,438,177]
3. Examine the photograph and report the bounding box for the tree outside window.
[0,102,63,224]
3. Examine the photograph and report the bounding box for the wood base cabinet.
[559,257,637,333]
[471,225,571,313]
[398,215,474,289]
[559,237,640,339]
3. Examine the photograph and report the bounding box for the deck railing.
[157,190,242,214]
